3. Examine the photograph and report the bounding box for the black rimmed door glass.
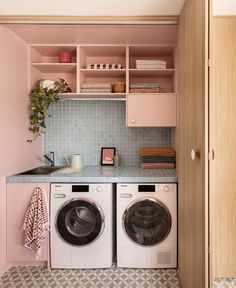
[124,199,171,246]
[57,199,103,246]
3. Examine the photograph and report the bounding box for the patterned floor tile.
[213,278,236,288]
[0,266,181,288]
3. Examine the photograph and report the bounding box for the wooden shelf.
[128,45,175,56]
[129,68,175,78]
[127,92,176,95]
[31,63,77,73]
[80,69,126,78]
[59,92,126,101]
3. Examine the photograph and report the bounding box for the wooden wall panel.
[211,17,236,278]
[177,0,208,287]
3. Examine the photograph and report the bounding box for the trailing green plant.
[27,78,71,143]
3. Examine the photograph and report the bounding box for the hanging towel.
[22,187,49,258]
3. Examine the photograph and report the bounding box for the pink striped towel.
[22,187,49,258]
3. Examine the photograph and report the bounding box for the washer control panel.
[51,183,109,194]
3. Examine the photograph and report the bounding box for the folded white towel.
[81,83,112,89]
[22,187,49,258]
[136,59,167,65]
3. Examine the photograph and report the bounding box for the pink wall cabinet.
[127,45,177,127]
[7,183,50,263]
[127,93,177,127]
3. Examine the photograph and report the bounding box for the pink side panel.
[0,26,43,176]
[0,26,9,276]
[7,183,50,262]
[0,26,43,272]
[0,182,8,275]
[127,93,177,127]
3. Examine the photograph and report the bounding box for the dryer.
[50,183,113,269]
[117,183,177,268]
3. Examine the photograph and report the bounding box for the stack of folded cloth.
[136,59,167,69]
[140,148,176,169]
[129,82,162,93]
[81,83,112,93]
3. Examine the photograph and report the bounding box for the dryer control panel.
[118,183,177,195]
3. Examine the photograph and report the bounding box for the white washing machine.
[50,183,113,269]
[117,183,177,268]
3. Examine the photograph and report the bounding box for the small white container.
[71,154,83,170]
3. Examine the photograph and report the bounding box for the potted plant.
[27,78,71,143]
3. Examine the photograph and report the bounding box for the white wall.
[0,0,185,16]
[213,0,236,16]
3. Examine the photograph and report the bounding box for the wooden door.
[210,17,236,278]
[177,0,208,287]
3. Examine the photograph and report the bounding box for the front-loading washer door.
[56,199,104,246]
[123,198,171,246]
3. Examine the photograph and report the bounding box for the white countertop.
[6,165,178,183]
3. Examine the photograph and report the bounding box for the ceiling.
[1,0,186,16]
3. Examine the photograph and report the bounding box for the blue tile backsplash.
[44,101,172,165]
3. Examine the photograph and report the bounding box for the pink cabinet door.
[127,93,177,127]
[7,183,49,262]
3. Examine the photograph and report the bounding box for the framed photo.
[101,147,116,165]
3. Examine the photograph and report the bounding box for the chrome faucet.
[44,151,55,167]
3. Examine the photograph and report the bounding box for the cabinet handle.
[131,118,136,124]
[191,149,200,160]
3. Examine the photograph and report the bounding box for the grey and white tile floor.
[0,266,181,288]
[213,278,236,288]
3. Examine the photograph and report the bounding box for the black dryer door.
[123,198,171,246]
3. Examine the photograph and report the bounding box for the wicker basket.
[113,82,125,93]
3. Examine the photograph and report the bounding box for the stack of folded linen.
[136,59,167,69]
[140,148,176,169]
[81,83,112,93]
[129,82,162,93]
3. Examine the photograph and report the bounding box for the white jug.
[71,154,83,170]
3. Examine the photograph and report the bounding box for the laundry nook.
[0,1,236,288]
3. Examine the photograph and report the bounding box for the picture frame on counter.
[101,147,116,165]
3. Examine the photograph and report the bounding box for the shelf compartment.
[129,77,174,94]
[80,45,126,69]
[31,63,77,73]
[30,45,77,63]
[129,45,175,69]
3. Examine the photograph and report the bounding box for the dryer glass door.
[123,198,171,246]
[56,199,104,246]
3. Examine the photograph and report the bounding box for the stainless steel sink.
[19,166,64,175]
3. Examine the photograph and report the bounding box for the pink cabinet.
[7,183,50,262]
[126,93,177,127]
